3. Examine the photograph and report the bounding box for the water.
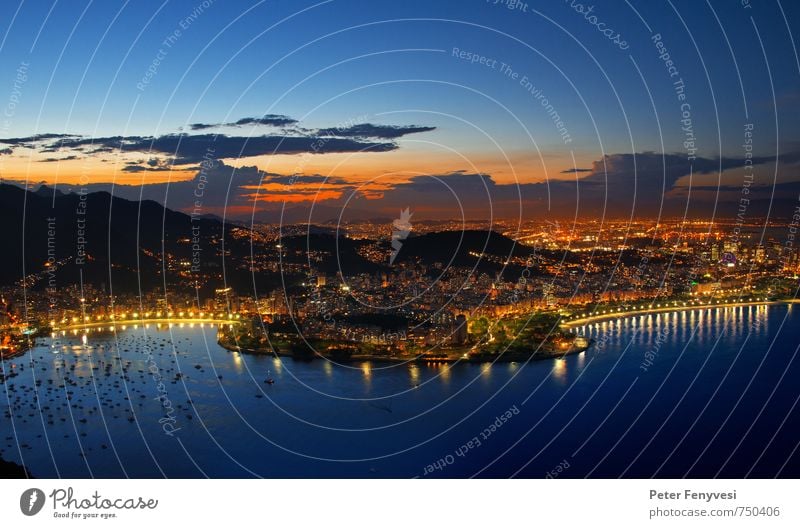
[1,304,799,478]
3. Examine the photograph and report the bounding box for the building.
[453,314,468,345]
[215,287,233,314]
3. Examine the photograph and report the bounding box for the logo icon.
[389,207,413,265]
[20,488,45,516]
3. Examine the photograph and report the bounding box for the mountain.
[0,184,551,294]
[392,230,536,276]
[0,456,31,478]
[279,233,383,275]
[0,183,225,291]
[33,184,65,199]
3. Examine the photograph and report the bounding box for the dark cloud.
[234,115,297,127]
[39,155,78,162]
[121,158,178,172]
[0,133,76,146]
[560,167,592,173]
[261,174,350,185]
[2,117,434,164]
[31,152,800,223]
[121,164,172,173]
[403,173,495,192]
[316,123,435,139]
[47,133,397,164]
[43,160,265,211]
[188,123,215,131]
[189,114,298,130]
[335,172,516,221]
[571,151,796,194]
[340,151,800,220]
[85,146,116,154]
[185,117,434,139]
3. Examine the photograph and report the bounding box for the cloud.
[39,155,79,162]
[35,133,398,164]
[121,164,172,173]
[45,160,266,211]
[233,115,298,127]
[560,167,592,173]
[570,151,799,196]
[121,158,179,172]
[316,151,800,220]
[315,123,436,139]
[0,133,76,146]
[0,116,435,165]
[188,114,298,130]
[32,152,800,222]
[186,116,437,139]
[260,173,350,185]
[402,172,495,192]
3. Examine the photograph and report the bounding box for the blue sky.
[0,0,798,218]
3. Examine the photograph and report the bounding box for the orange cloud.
[242,189,344,203]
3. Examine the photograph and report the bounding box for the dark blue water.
[2,304,799,478]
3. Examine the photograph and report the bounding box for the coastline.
[0,456,32,478]
[216,338,591,364]
[54,318,241,332]
[561,299,798,329]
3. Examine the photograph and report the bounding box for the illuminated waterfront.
[1,304,798,477]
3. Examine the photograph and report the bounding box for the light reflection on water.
[231,351,245,374]
[552,359,567,384]
[576,304,776,352]
[437,364,451,385]
[1,305,798,478]
[408,364,420,385]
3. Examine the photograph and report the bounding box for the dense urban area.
[3,214,798,363]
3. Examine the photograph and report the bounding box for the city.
[4,211,798,364]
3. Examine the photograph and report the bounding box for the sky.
[0,0,799,221]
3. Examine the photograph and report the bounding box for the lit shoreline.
[561,299,799,329]
[53,318,242,332]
